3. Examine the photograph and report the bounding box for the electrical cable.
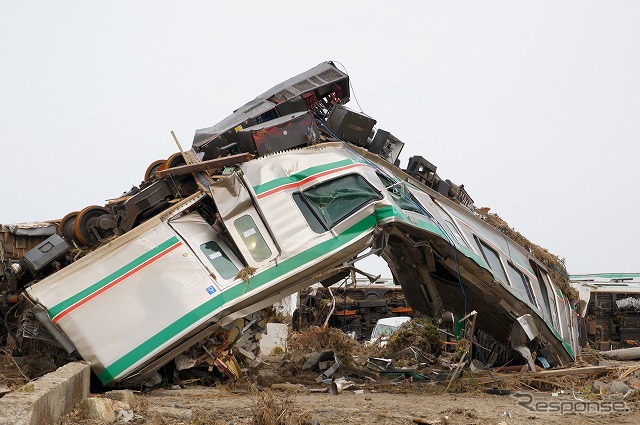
[332,61,366,114]
[3,299,23,353]
[473,334,502,382]
[369,168,469,318]
[314,117,344,141]
[418,207,468,317]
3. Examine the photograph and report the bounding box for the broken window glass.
[377,173,424,214]
[529,261,559,329]
[234,215,272,262]
[301,174,382,229]
[556,293,570,340]
[293,193,326,234]
[507,262,538,307]
[199,241,239,280]
[536,269,556,325]
[540,270,560,330]
[476,237,509,284]
[444,219,470,248]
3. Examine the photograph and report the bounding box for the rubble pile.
[287,326,362,359]
[9,317,640,425]
[0,348,29,390]
[382,318,442,358]
[224,317,640,411]
[0,335,79,390]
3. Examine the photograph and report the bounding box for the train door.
[209,173,280,268]
[169,211,244,290]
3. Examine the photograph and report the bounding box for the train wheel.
[58,211,80,245]
[74,205,113,247]
[144,159,166,182]
[165,152,187,170]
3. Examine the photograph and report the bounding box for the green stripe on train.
[98,207,399,383]
[253,159,356,195]
[48,237,180,319]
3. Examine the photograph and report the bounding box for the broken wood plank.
[529,365,612,377]
[455,365,615,385]
[413,418,442,425]
[619,364,640,380]
[155,153,254,178]
[104,195,133,205]
[270,383,307,392]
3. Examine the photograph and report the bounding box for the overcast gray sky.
[1,1,638,276]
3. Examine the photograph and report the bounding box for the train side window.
[540,270,560,329]
[292,193,326,234]
[444,219,470,248]
[199,241,239,280]
[301,174,382,229]
[536,270,555,325]
[507,262,538,307]
[377,172,424,214]
[234,215,272,262]
[475,237,509,284]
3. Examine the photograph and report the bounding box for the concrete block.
[259,323,289,356]
[104,389,137,408]
[611,380,631,395]
[0,361,91,425]
[78,397,130,423]
[150,405,193,421]
[591,380,611,394]
[79,398,116,423]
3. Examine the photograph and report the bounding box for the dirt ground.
[60,383,640,425]
[4,346,640,425]
[5,326,640,424]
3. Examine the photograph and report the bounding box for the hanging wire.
[332,61,366,114]
[3,299,24,353]
[398,184,468,317]
[473,334,502,382]
[315,117,344,141]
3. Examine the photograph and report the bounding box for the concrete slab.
[0,361,91,425]
[259,322,288,356]
[104,389,137,407]
[78,397,130,423]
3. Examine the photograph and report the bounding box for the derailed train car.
[571,273,640,349]
[1,61,579,386]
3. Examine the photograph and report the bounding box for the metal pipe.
[31,304,76,354]
[600,347,640,361]
[4,262,22,278]
[5,293,20,304]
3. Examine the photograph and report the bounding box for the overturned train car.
[1,61,579,386]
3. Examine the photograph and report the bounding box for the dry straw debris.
[287,326,360,359]
[383,318,443,357]
[251,390,313,425]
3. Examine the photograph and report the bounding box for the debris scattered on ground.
[382,318,443,358]
[42,320,640,424]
